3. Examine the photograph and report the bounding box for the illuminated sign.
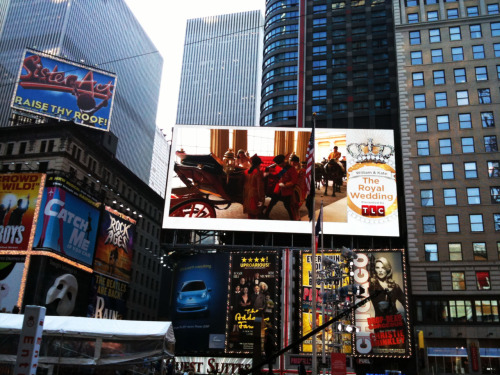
[11,49,117,131]
[164,125,399,236]
[88,272,128,320]
[175,357,252,375]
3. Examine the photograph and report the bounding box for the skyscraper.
[176,11,263,126]
[0,0,163,183]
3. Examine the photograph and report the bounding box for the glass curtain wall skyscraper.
[176,11,263,126]
[0,0,163,183]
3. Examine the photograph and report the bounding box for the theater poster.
[93,206,135,282]
[226,252,280,354]
[0,256,25,313]
[87,272,128,320]
[33,186,100,266]
[11,49,117,131]
[0,173,45,251]
[352,250,411,358]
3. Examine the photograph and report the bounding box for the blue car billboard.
[172,253,230,354]
[11,49,117,130]
[33,186,100,266]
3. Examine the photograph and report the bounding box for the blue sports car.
[176,280,211,314]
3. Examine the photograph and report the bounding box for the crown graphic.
[347,138,394,164]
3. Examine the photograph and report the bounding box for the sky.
[124,0,265,135]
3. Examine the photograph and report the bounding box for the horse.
[314,163,325,190]
[323,160,344,196]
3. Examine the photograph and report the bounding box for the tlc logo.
[361,205,385,216]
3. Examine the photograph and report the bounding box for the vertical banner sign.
[226,252,279,354]
[0,173,45,251]
[93,206,135,282]
[14,305,45,375]
[353,250,411,358]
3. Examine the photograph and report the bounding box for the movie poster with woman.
[353,250,411,358]
[226,252,279,354]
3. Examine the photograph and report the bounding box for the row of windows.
[413,88,496,109]
[313,49,390,64]
[266,0,298,17]
[311,99,392,114]
[416,298,499,324]
[262,94,297,110]
[264,38,298,54]
[263,51,298,69]
[265,11,299,28]
[411,25,500,46]
[411,45,500,65]
[312,10,387,27]
[310,69,390,84]
[265,23,298,43]
[424,242,500,262]
[426,270,492,291]
[408,7,500,23]
[418,163,499,181]
[312,24,387,40]
[422,211,500,234]
[262,79,297,96]
[416,136,499,156]
[330,0,386,9]
[263,65,298,83]
[415,112,495,132]
[263,109,297,125]
[420,184,500,209]
[412,66,500,87]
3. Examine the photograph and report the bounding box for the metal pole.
[319,202,326,375]
[311,115,317,375]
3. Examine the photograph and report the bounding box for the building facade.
[0,121,164,321]
[394,0,500,373]
[176,11,263,126]
[0,0,163,183]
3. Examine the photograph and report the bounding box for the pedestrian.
[299,361,306,375]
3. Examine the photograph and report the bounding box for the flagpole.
[319,201,326,375]
[311,113,317,375]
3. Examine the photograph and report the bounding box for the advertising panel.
[93,206,135,282]
[23,255,92,317]
[164,125,399,236]
[0,173,45,251]
[175,357,252,375]
[33,186,100,266]
[226,252,280,354]
[0,255,25,313]
[87,272,128,320]
[172,253,230,354]
[353,250,411,358]
[301,252,349,353]
[11,49,117,131]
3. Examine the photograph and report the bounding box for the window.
[467,187,481,204]
[414,94,426,109]
[494,213,500,231]
[419,164,432,180]
[417,140,430,155]
[454,68,466,83]
[423,216,437,233]
[462,137,475,153]
[410,30,421,44]
[313,4,327,13]
[429,28,441,42]
[446,215,460,232]
[470,215,484,232]
[467,6,479,16]
[442,163,454,179]
[313,32,327,41]
[488,4,500,14]
[427,272,442,291]
[437,115,450,130]
[433,70,445,85]
[416,117,428,132]
[412,72,424,86]
[459,113,472,128]
[491,186,500,203]
[497,65,500,79]
[476,272,491,291]
[312,46,327,55]
[332,87,347,97]
[431,49,443,63]
[481,112,495,127]
[449,26,461,40]
[313,18,327,27]
[488,161,500,177]
[478,88,491,104]
[475,66,488,81]
[456,90,469,105]
[492,22,500,36]
[470,24,482,38]
[408,13,419,23]
[435,92,448,107]
[411,51,423,64]
[484,136,498,152]
[421,189,434,206]
[425,244,439,261]
[332,43,346,52]
[332,103,347,112]
[449,243,462,261]
[427,10,438,21]
[473,242,487,260]
[312,89,327,100]
[312,60,327,70]
[331,1,346,9]
[312,105,326,115]
[332,29,346,38]
[447,8,459,19]
[439,139,452,154]
[312,75,327,85]
[451,47,464,61]
[452,272,466,290]
[495,43,500,57]
[332,57,347,67]
[406,0,418,5]
[465,161,478,178]
[444,188,457,205]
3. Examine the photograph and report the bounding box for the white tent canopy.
[0,313,175,367]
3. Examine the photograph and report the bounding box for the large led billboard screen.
[353,250,411,358]
[163,125,399,236]
[11,49,117,131]
[0,173,45,251]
